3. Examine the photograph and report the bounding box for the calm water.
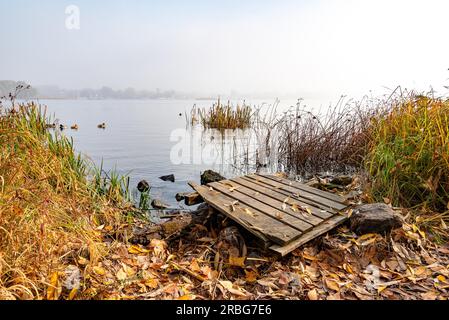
[37,98,313,208]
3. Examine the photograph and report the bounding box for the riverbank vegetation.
[0,102,134,299]
[2,90,449,300]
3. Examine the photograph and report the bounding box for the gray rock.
[200,170,225,185]
[151,199,170,209]
[159,174,175,183]
[350,203,403,235]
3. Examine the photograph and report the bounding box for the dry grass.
[0,102,132,299]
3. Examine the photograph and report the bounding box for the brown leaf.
[307,289,319,300]
[244,270,258,283]
[325,278,340,292]
[229,256,246,268]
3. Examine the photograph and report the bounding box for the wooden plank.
[217,180,325,226]
[189,182,299,245]
[231,177,332,220]
[270,215,347,256]
[258,173,346,204]
[246,175,347,211]
[210,181,315,231]
[239,176,340,214]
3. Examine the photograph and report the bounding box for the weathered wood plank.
[217,180,325,226]
[239,176,339,214]
[270,215,348,256]
[247,175,347,211]
[210,181,316,231]
[258,173,346,204]
[231,177,332,220]
[189,182,300,245]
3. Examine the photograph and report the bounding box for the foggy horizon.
[1,0,449,101]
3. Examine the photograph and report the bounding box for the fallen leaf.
[325,278,340,292]
[68,288,77,300]
[307,289,319,300]
[116,269,127,281]
[229,256,246,268]
[244,270,258,283]
[219,280,247,297]
[178,294,196,300]
[93,266,106,276]
[128,245,150,255]
[47,272,61,300]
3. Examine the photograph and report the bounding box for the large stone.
[350,203,403,235]
[159,174,175,183]
[200,170,225,185]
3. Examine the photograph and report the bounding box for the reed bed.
[189,99,252,130]
[0,102,132,299]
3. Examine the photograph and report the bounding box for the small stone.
[350,203,403,235]
[159,174,175,183]
[175,192,188,202]
[200,170,225,185]
[137,180,150,193]
[151,199,170,209]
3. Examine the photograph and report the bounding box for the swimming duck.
[97,123,106,129]
[59,124,67,130]
[71,124,79,130]
[45,123,56,129]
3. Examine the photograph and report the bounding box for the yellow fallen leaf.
[291,204,299,212]
[68,288,78,300]
[145,278,159,289]
[229,256,246,267]
[377,286,387,294]
[128,245,150,255]
[306,207,312,215]
[93,266,106,276]
[437,275,447,283]
[178,294,196,300]
[275,212,284,220]
[303,253,317,261]
[343,263,353,274]
[46,272,62,300]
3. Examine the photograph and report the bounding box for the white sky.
[1,0,448,100]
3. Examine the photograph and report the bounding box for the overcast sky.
[1,0,448,99]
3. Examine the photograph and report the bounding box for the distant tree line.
[0,81,191,100]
